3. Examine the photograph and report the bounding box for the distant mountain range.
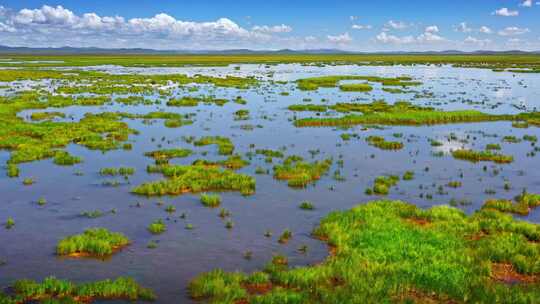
[0,45,539,55]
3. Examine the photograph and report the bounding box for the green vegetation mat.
[189,199,540,303]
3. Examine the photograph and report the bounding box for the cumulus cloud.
[498,26,530,36]
[493,8,519,17]
[479,26,493,34]
[464,36,491,47]
[455,22,472,33]
[376,32,415,44]
[376,25,444,44]
[351,24,372,30]
[0,4,301,49]
[520,0,533,7]
[383,20,409,31]
[252,24,292,33]
[327,32,352,44]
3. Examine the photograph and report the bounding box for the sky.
[0,0,539,51]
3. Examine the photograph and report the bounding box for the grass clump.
[299,201,315,210]
[366,136,404,150]
[339,83,373,92]
[2,276,155,302]
[56,228,130,257]
[53,151,82,166]
[30,111,66,121]
[144,148,192,164]
[402,171,414,180]
[486,143,502,150]
[366,175,400,195]
[148,219,166,234]
[100,167,135,176]
[278,229,292,244]
[5,217,14,229]
[194,136,234,155]
[483,192,540,216]
[200,193,222,208]
[133,164,255,196]
[296,75,420,91]
[294,101,515,127]
[189,199,540,303]
[6,163,19,177]
[273,156,332,188]
[452,149,514,164]
[287,104,328,112]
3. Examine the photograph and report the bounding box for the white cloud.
[493,8,519,17]
[479,26,493,34]
[252,24,292,33]
[498,26,530,36]
[376,26,444,44]
[327,32,352,44]
[464,36,491,47]
[376,32,415,44]
[520,0,533,7]
[0,4,303,49]
[456,22,472,33]
[425,25,439,34]
[351,24,372,30]
[383,20,409,31]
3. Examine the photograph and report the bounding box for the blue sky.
[0,0,539,51]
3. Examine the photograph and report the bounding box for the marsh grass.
[5,217,14,229]
[452,149,514,164]
[133,164,255,196]
[299,201,314,210]
[366,175,400,195]
[366,136,404,150]
[56,228,130,257]
[296,75,421,91]
[278,229,292,244]
[200,193,221,208]
[145,148,192,164]
[273,156,332,188]
[100,167,135,176]
[2,276,155,302]
[189,199,540,303]
[339,83,373,92]
[148,219,166,234]
[194,136,234,155]
[294,101,519,127]
[483,192,540,215]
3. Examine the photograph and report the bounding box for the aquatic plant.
[451,149,513,164]
[56,228,130,257]
[194,136,234,155]
[144,148,192,164]
[100,167,135,176]
[366,175,400,195]
[148,219,166,234]
[2,276,155,302]
[366,136,404,150]
[273,156,332,188]
[483,192,540,216]
[294,101,519,127]
[402,171,414,180]
[5,217,14,229]
[53,151,82,166]
[299,201,314,210]
[339,83,373,92]
[278,229,292,244]
[133,164,255,196]
[200,193,221,208]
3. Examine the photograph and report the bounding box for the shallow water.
[1,63,540,303]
